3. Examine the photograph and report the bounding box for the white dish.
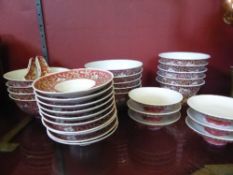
[46,119,118,146]
[128,109,181,126]
[187,95,233,120]
[187,108,233,131]
[128,87,183,106]
[185,117,233,141]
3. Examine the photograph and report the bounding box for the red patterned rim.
[33,68,113,95]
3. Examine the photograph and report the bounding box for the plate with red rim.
[46,119,118,146]
[39,102,115,121]
[128,109,181,126]
[42,112,117,135]
[33,68,114,98]
[185,117,233,146]
[187,95,233,121]
[187,108,233,131]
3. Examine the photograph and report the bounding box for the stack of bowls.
[127,87,183,130]
[32,68,118,146]
[3,67,68,117]
[156,52,210,101]
[186,95,233,146]
[84,59,143,105]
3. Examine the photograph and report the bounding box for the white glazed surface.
[159,52,210,60]
[187,95,233,120]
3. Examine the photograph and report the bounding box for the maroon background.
[0,0,233,94]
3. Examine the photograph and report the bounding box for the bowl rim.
[187,94,233,120]
[127,99,181,115]
[158,59,209,67]
[7,87,34,96]
[84,59,143,71]
[32,68,114,96]
[128,109,181,126]
[114,81,141,90]
[114,76,142,85]
[187,108,233,131]
[156,75,204,84]
[158,65,208,74]
[9,94,36,102]
[113,69,143,79]
[158,52,210,60]
[128,87,183,106]
[156,77,205,87]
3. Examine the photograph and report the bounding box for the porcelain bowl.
[158,52,210,66]
[156,75,204,86]
[9,93,35,101]
[158,64,206,73]
[114,83,141,94]
[114,78,141,88]
[3,67,69,88]
[33,68,114,98]
[7,86,34,94]
[85,59,143,77]
[9,94,39,115]
[113,71,142,83]
[157,70,206,80]
[128,87,183,114]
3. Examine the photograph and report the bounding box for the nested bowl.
[7,86,34,94]
[158,64,207,73]
[113,71,142,83]
[156,75,204,86]
[157,70,206,80]
[9,94,39,115]
[128,87,183,114]
[33,68,114,98]
[10,93,35,101]
[158,52,210,66]
[85,59,143,77]
[4,67,69,87]
[114,83,141,94]
[187,95,233,126]
[114,78,141,88]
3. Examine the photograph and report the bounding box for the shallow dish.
[127,99,181,115]
[113,71,142,83]
[187,95,233,121]
[158,52,210,66]
[85,59,143,77]
[185,117,233,146]
[157,70,206,80]
[46,119,118,146]
[156,75,204,86]
[39,102,115,120]
[158,64,206,73]
[128,87,183,113]
[187,108,233,132]
[33,68,113,98]
[35,82,113,104]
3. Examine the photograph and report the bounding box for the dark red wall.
[0,0,233,94]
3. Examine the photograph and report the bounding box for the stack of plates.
[32,68,118,146]
[85,59,143,105]
[156,52,210,101]
[186,95,233,146]
[3,67,68,117]
[127,87,183,130]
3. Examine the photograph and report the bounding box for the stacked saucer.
[85,59,143,105]
[32,68,118,146]
[156,52,210,101]
[186,95,233,146]
[127,87,183,130]
[3,67,68,117]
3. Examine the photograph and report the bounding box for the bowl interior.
[159,52,210,60]
[129,87,183,106]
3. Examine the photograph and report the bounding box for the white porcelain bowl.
[85,59,143,77]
